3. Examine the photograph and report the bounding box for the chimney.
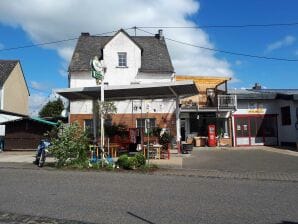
[155,29,163,40]
[252,83,262,90]
[81,32,90,36]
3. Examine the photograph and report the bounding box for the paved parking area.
[183,148,298,173]
[0,151,35,163]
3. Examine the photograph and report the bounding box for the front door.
[235,115,278,146]
[235,117,250,146]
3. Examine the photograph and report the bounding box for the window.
[281,106,291,125]
[118,52,127,67]
[136,118,156,129]
[84,119,94,134]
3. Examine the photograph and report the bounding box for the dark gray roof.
[69,30,174,74]
[0,60,18,87]
[228,89,298,100]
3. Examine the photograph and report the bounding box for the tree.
[39,98,64,118]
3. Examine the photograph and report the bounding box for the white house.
[67,29,178,137]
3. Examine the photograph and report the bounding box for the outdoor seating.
[143,144,163,159]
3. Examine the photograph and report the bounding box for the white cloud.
[29,93,48,116]
[0,43,4,50]
[59,69,68,78]
[30,81,44,90]
[0,0,233,77]
[266,35,296,53]
[29,91,68,116]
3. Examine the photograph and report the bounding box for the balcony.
[217,94,237,110]
[180,95,237,112]
[180,99,199,112]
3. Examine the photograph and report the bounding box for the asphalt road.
[0,168,297,224]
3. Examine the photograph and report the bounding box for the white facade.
[70,31,175,116]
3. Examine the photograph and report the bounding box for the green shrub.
[117,154,129,168]
[135,153,146,167]
[48,122,90,167]
[127,157,138,169]
[117,154,138,170]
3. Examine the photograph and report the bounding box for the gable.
[4,62,30,96]
[103,29,142,51]
[68,30,174,74]
[0,60,18,87]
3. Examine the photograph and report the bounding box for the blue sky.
[0,0,297,114]
[195,0,298,89]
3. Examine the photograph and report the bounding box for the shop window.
[136,118,156,129]
[217,118,229,137]
[281,106,291,125]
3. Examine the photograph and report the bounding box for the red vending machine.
[207,125,217,147]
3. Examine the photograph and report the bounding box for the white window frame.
[118,52,127,67]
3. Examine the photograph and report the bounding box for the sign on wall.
[247,102,265,114]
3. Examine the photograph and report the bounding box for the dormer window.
[118,52,127,67]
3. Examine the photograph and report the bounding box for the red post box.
[207,125,217,147]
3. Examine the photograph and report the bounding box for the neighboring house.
[230,83,298,147]
[0,60,30,149]
[68,29,178,135]
[1,117,56,150]
[0,60,29,115]
[176,76,237,146]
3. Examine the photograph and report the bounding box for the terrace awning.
[55,81,198,101]
[56,80,199,149]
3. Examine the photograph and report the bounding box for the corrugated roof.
[0,60,18,87]
[68,30,174,74]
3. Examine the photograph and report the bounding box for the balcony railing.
[217,94,237,110]
[180,94,237,111]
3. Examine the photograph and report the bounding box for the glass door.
[235,117,250,146]
[250,117,264,145]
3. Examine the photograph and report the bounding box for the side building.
[230,84,298,148]
[176,76,237,146]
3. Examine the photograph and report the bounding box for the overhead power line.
[137,22,298,29]
[0,29,132,53]
[1,25,298,62]
[136,27,298,62]
[29,86,51,94]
